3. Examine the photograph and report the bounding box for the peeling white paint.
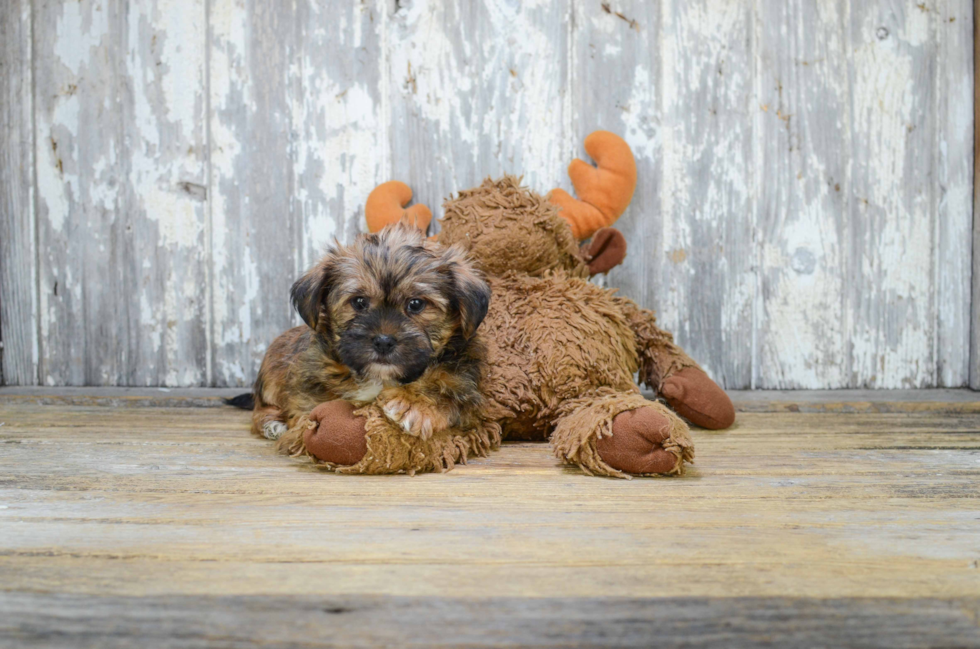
[53,2,108,76]
[208,0,252,384]
[655,0,754,386]
[15,0,975,388]
[32,0,209,386]
[752,0,852,390]
[849,3,935,388]
[388,0,568,207]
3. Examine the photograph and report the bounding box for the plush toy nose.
[372,334,396,355]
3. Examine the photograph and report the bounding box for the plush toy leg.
[661,367,736,430]
[551,390,695,478]
[276,400,501,476]
[596,406,685,474]
[616,296,736,430]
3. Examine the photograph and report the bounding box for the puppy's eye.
[406,298,426,314]
[351,296,369,312]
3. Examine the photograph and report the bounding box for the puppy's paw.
[382,397,447,440]
[262,420,288,440]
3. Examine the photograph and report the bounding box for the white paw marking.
[383,403,400,420]
[400,409,419,432]
[262,420,287,440]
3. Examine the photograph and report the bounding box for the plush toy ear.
[365,181,432,233]
[580,227,627,276]
[290,257,336,331]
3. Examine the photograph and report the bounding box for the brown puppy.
[249,221,491,454]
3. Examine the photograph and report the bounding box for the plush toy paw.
[381,392,449,440]
[595,406,684,475]
[303,400,369,465]
[660,367,735,430]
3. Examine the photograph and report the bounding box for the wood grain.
[0,404,979,599]
[656,0,755,389]
[386,0,570,230]
[0,0,37,386]
[32,0,210,386]
[938,0,975,388]
[847,1,938,388]
[755,0,849,389]
[208,0,299,387]
[2,592,979,648]
[973,0,980,391]
[0,401,979,646]
[1,0,978,389]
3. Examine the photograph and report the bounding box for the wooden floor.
[1,389,979,648]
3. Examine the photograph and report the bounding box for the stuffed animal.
[295,131,735,477]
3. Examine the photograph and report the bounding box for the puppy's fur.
[250,221,491,448]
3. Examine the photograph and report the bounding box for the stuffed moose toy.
[285,131,735,477]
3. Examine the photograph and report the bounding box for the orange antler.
[548,131,637,240]
[365,181,432,233]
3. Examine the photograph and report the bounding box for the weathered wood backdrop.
[0,0,976,389]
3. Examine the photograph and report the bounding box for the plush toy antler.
[365,181,432,233]
[548,131,637,240]
[366,132,635,241]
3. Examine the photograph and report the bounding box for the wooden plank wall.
[0,0,975,389]
[31,0,210,386]
[972,0,980,390]
[0,0,38,386]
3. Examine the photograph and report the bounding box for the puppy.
[247,221,491,451]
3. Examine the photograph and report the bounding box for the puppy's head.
[291,221,490,384]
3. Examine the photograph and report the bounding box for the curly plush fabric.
[479,271,638,440]
[436,177,704,477]
[440,177,588,279]
[278,404,502,476]
[551,390,694,478]
[614,297,699,393]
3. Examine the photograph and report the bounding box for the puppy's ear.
[291,256,336,331]
[443,246,491,339]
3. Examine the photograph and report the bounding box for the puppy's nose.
[372,334,396,355]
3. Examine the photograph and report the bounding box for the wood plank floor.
[0,392,979,647]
